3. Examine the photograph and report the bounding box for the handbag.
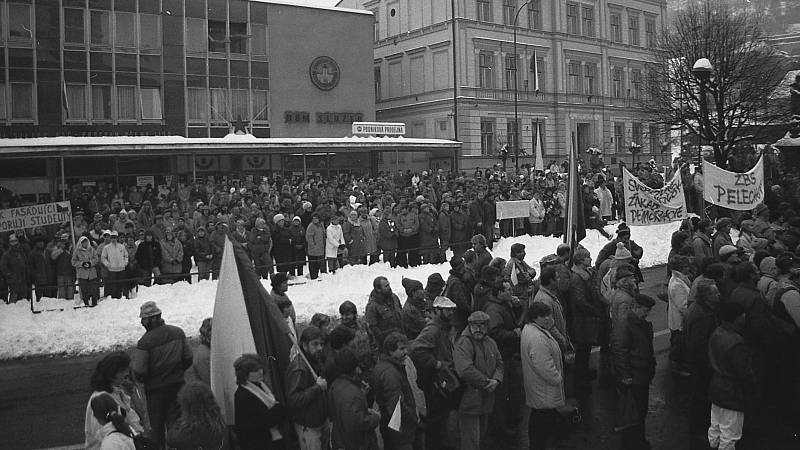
[613,386,639,432]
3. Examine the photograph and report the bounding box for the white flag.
[388,396,402,432]
[510,263,519,286]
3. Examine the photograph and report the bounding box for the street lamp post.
[691,58,713,164]
[513,0,532,173]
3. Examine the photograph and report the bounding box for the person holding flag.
[372,331,419,450]
[286,326,329,450]
[503,243,536,299]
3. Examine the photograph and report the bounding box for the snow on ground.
[0,222,678,359]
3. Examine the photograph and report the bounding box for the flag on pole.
[388,395,403,432]
[533,51,540,92]
[564,133,586,249]
[210,236,292,425]
[534,121,544,171]
[62,81,70,118]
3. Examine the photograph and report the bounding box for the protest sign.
[623,168,687,226]
[136,176,154,187]
[495,200,530,220]
[703,157,764,211]
[0,202,72,232]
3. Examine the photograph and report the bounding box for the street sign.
[352,122,405,136]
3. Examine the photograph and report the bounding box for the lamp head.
[692,58,713,80]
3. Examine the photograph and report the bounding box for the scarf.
[241,381,277,409]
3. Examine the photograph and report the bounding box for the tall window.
[529,57,544,91]
[210,88,227,121]
[373,11,380,40]
[11,83,34,120]
[649,124,661,153]
[631,69,642,99]
[253,90,268,121]
[8,4,32,41]
[64,8,86,45]
[632,122,642,147]
[629,15,640,46]
[477,0,493,22]
[645,18,656,48]
[610,12,622,43]
[568,61,581,94]
[231,89,250,120]
[115,12,136,48]
[614,122,625,153]
[187,88,209,122]
[91,85,111,120]
[528,0,541,30]
[90,10,111,46]
[140,14,161,50]
[480,119,495,155]
[504,54,517,90]
[66,84,88,120]
[581,6,594,37]
[252,24,267,56]
[186,18,208,54]
[374,67,381,101]
[507,120,519,153]
[117,86,136,120]
[566,3,579,35]
[612,67,623,98]
[229,22,247,54]
[140,87,162,120]
[584,63,597,94]
[479,51,494,89]
[208,20,227,53]
[0,84,7,120]
[503,0,516,26]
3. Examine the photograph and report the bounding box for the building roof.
[252,0,370,15]
[771,69,800,99]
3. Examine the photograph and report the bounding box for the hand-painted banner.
[496,200,530,219]
[0,201,72,232]
[703,157,764,211]
[623,168,687,225]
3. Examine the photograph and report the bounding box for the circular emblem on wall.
[309,56,341,91]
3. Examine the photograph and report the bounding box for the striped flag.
[534,121,544,171]
[564,132,586,249]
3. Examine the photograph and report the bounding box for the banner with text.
[623,168,687,225]
[496,200,530,220]
[0,202,72,233]
[703,157,764,211]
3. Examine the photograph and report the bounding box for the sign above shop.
[352,122,406,136]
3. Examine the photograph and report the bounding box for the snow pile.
[0,223,677,359]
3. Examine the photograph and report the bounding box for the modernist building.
[340,0,669,171]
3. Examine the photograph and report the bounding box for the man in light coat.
[101,231,128,298]
[594,179,614,222]
[305,213,326,279]
[667,255,692,377]
[521,302,565,450]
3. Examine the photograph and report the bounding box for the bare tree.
[643,1,790,168]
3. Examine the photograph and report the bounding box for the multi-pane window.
[252,24,267,56]
[66,84,88,120]
[117,86,137,120]
[632,122,642,147]
[649,124,661,153]
[11,83,34,120]
[507,120,519,152]
[479,51,494,89]
[614,122,625,153]
[208,21,227,53]
[64,8,86,45]
[504,54,517,89]
[140,88,163,120]
[374,67,381,101]
[115,12,136,48]
[477,0,493,22]
[631,69,642,99]
[230,22,248,54]
[610,12,622,43]
[612,67,624,98]
[186,18,208,54]
[566,4,579,35]
[581,6,594,37]
[92,85,112,120]
[210,88,227,121]
[645,18,656,48]
[140,14,161,50]
[253,90,268,121]
[503,0,516,26]
[8,4,32,41]
[629,15,640,46]
[90,10,111,46]
[231,89,250,120]
[480,119,495,155]
[528,0,541,30]
[529,57,544,91]
[0,84,6,120]
[584,63,597,94]
[187,88,209,122]
[568,61,581,94]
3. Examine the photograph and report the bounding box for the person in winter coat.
[325,214,346,273]
[329,348,381,450]
[568,247,603,389]
[51,233,76,300]
[209,222,227,279]
[502,243,536,299]
[365,276,404,346]
[165,382,226,450]
[288,216,306,277]
[469,191,495,250]
[159,229,184,284]
[609,265,639,327]
[176,229,193,284]
[1,234,30,303]
[668,255,693,377]
[450,202,470,258]
[711,218,734,261]
[287,326,329,450]
[29,239,55,301]
[247,219,272,279]
[438,201,452,261]
[342,210,367,266]
[521,302,565,450]
[454,311,503,450]
[595,179,614,222]
[595,225,644,282]
[135,231,161,287]
[707,302,757,450]
[372,332,419,450]
[611,294,656,450]
[88,393,136,450]
[305,214,327,279]
[692,219,714,263]
[418,203,439,265]
[446,256,473,333]
[359,207,380,265]
[192,227,213,281]
[530,266,572,354]
[271,214,294,274]
[72,236,100,307]
[233,354,285,450]
[101,231,128,299]
[396,203,419,268]
[528,191,546,236]
[378,209,399,268]
[400,278,428,339]
[185,318,212,385]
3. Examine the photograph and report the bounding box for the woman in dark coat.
[271,215,294,275]
[234,354,285,450]
[134,231,161,287]
[165,382,226,450]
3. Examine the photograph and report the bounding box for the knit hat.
[255,218,266,227]
[292,216,301,222]
[401,278,424,296]
[425,273,446,294]
[139,301,162,318]
[616,224,631,236]
[273,213,285,224]
[612,242,633,260]
[302,201,312,210]
[615,264,636,281]
[468,310,490,324]
[449,256,465,271]
[759,256,777,275]
[574,247,591,261]
[540,254,561,265]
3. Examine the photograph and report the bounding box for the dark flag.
[564,136,587,248]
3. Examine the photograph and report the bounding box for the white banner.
[0,201,72,232]
[703,157,764,211]
[623,168,687,226]
[495,200,530,220]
